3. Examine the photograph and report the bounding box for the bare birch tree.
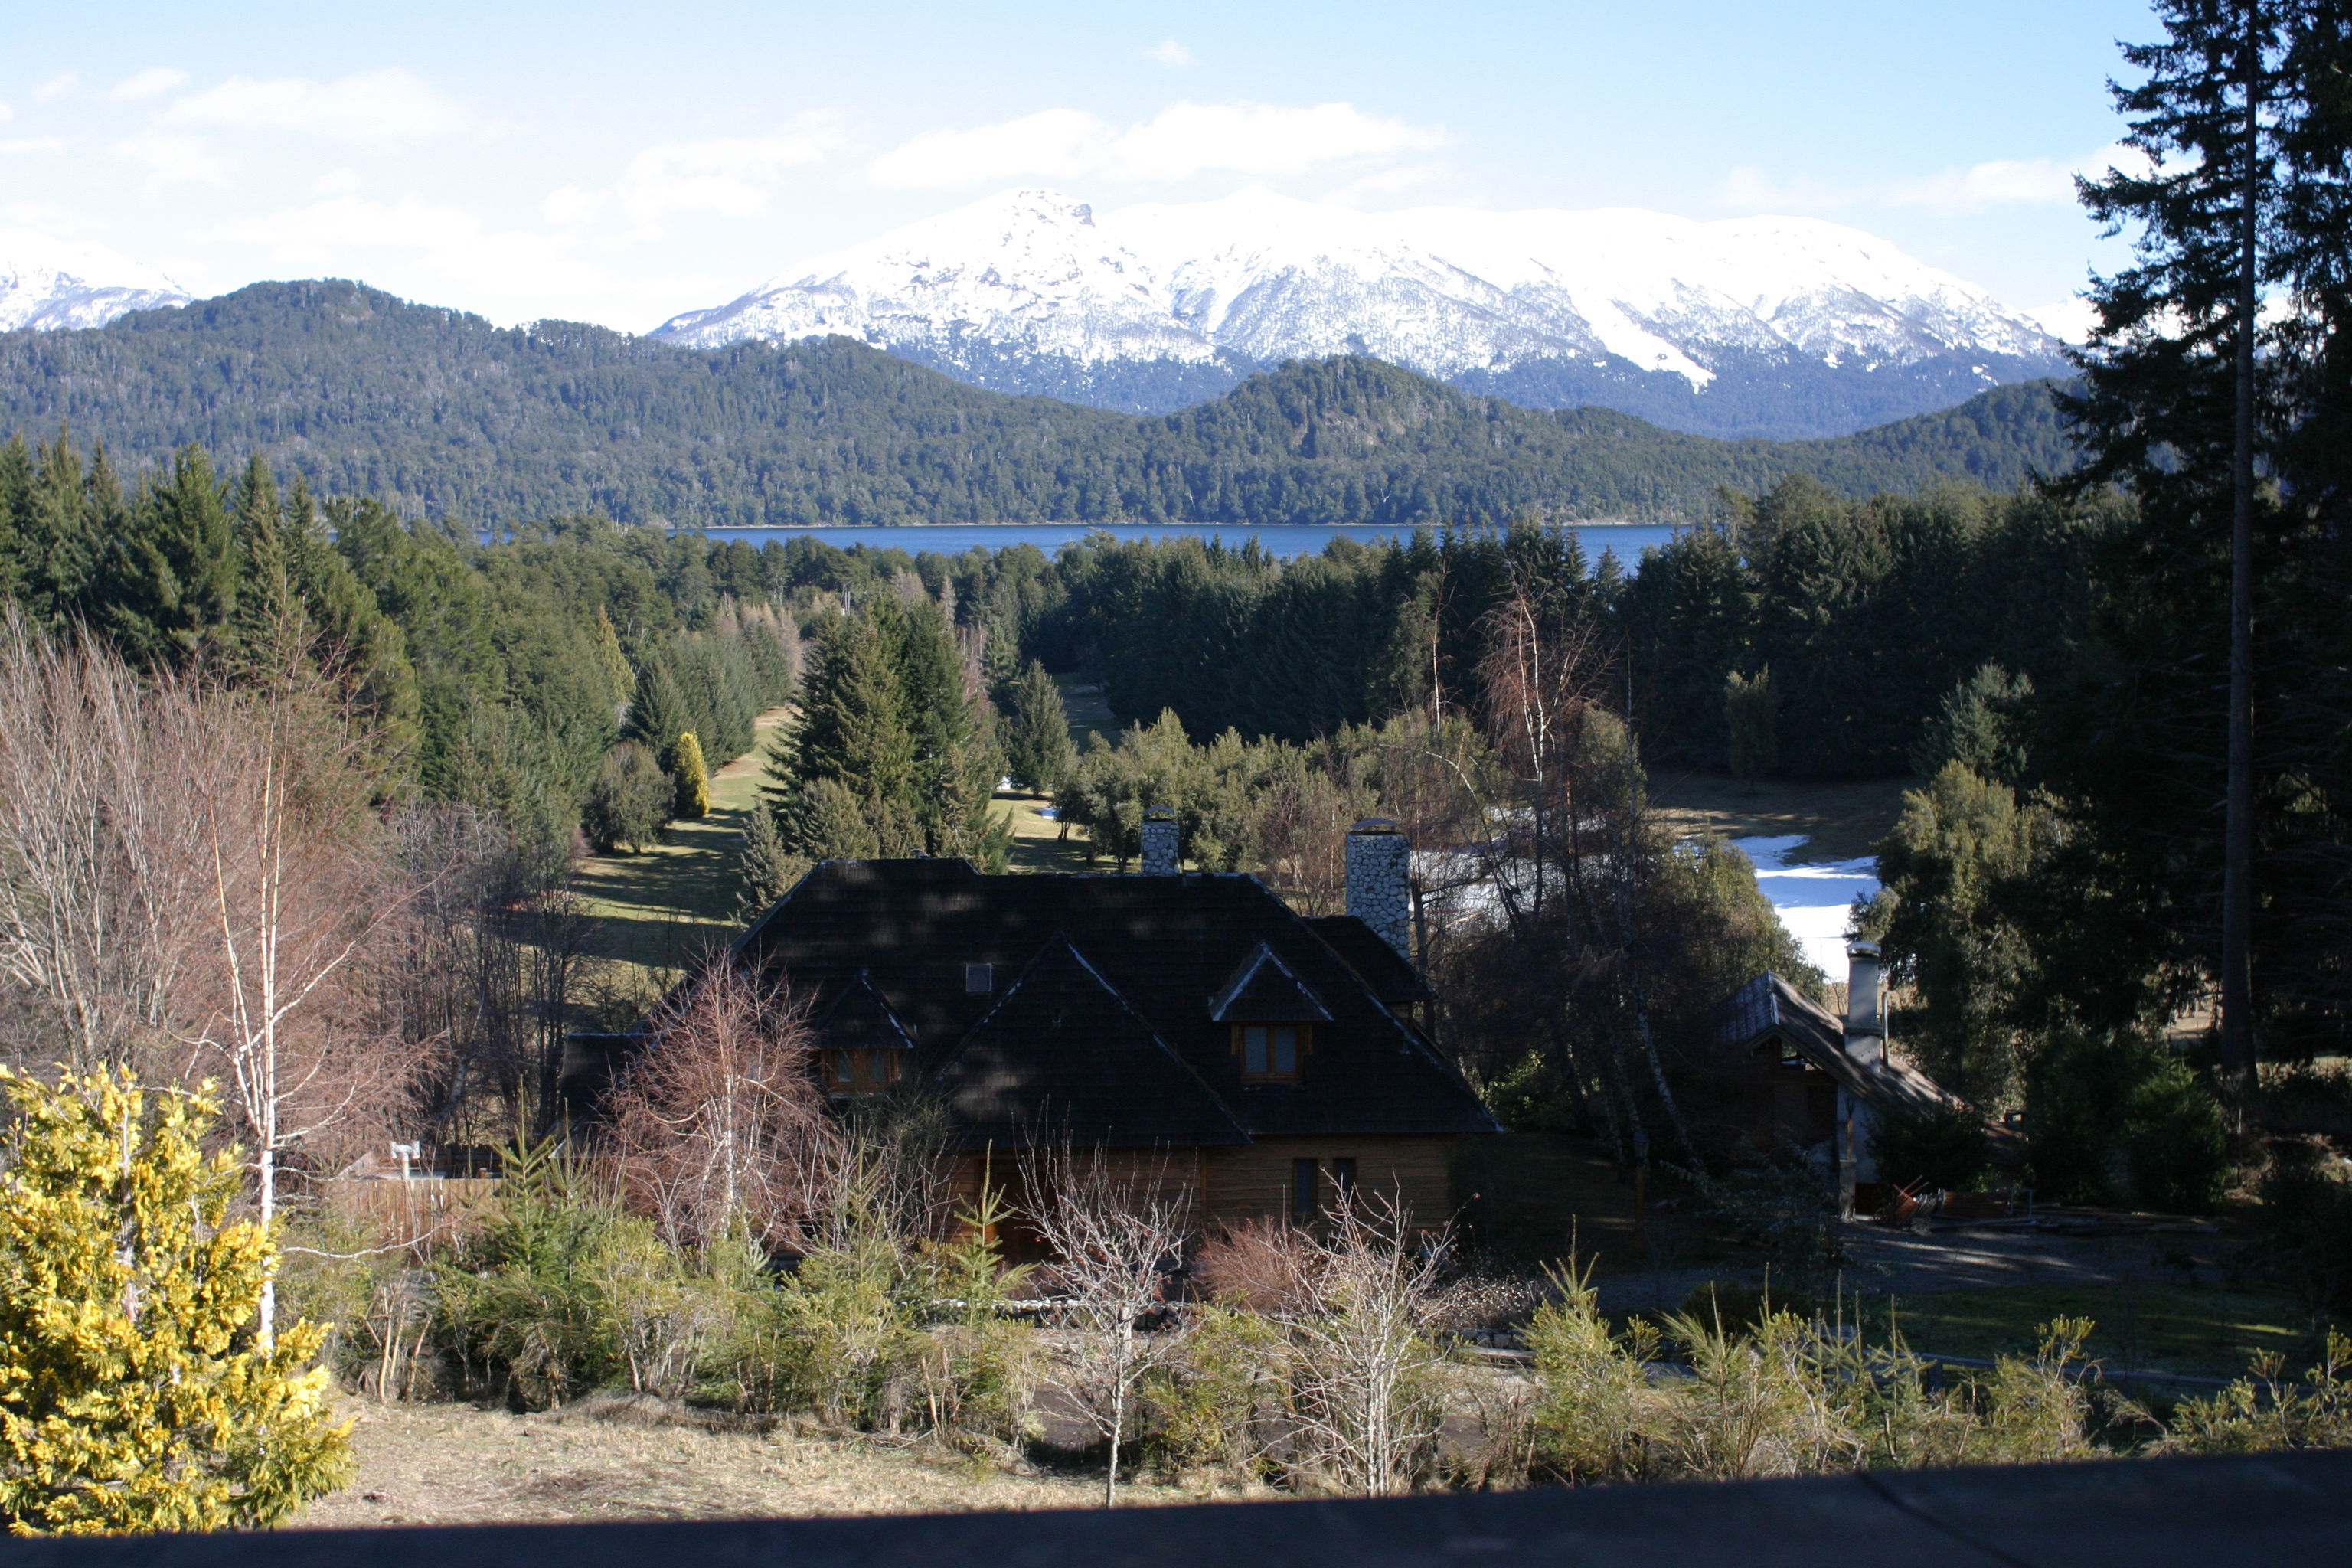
[181,668,413,1349]
[1022,1148,1194,1507]
[1285,1199,1455,1497]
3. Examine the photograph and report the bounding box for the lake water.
[694,521,1683,565]
[1729,835,1880,978]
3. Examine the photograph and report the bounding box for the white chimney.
[1345,819,1411,959]
[1139,805,1179,874]
[1844,940,1885,1064]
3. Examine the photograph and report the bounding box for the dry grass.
[1647,772,1915,864]
[293,1396,1210,1530]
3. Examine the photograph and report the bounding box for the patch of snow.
[652,188,2063,394]
[0,230,190,332]
[1730,834,1879,978]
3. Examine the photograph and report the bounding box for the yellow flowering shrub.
[0,1067,353,1534]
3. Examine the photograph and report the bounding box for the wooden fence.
[317,1178,503,1248]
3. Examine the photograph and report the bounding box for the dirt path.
[296,1398,1211,1530]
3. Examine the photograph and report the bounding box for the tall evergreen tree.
[1004,659,1077,793]
[2056,0,2305,1083]
[96,443,240,666]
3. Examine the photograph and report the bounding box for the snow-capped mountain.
[655,189,2071,439]
[0,231,190,334]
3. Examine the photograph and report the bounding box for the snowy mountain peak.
[653,190,2072,439]
[0,231,190,333]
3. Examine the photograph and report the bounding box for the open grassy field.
[1648,770,1916,864]
[570,708,790,976]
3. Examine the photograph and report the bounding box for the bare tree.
[1286,1197,1455,1497]
[0,610,214,1073]
[607,962,842,1250]
[181,662,416,1349]
[1022,1147,1194,1507]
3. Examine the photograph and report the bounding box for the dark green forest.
[0,281,2076,530]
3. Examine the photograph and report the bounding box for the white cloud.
[119,133,228,188]
[870,100,1444,188]
[869,108,1103,188]
[1888,155,2080,214]
[1146,39,1196,67]
[541,115,846,235]
[217,194,609,302]
[163,69,473,143]
[1714,165,1859,211]
[0,137,67,157]
[1723,144,2150,217]
[1115,102,1442,181]
[2027,297,2098,343]
[33,74,78,103]
[110,67,191,102]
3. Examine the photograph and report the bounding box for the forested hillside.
[0,281,2076,528]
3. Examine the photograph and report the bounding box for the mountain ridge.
[0,279,2076,530]
[652,188,2073,439]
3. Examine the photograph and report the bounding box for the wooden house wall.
[947,1135,1459,1247]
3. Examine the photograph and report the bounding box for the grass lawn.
[1648,771,1916,864]
[570,708,789,978]
[1870,1281,2330,1380]
[1052,673,1121,751]
[997,792,1093,874]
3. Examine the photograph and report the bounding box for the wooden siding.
[946,1136,1459,1242]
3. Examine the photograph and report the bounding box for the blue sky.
[3,0,2160,334]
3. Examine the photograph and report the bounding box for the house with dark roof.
[1710,941,1959,1212]
[567,821,1497,1236]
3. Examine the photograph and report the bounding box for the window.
[1292,1158,1320,1223]
[821,1048,906,1094]
[1329,1158,1357,1204]
[965,962,993,995]
[1235,1022,1309,1081]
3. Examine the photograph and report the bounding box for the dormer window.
[965,962,994,994]
[822,1047,906,1094]
[1235,1023,1310,1082]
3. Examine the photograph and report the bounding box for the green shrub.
[1867,1102,1994,1194]
[584,742,673,853]
[2253,1144,2352,1317]
[2025,1031,2230,1211]
[433,1140,631,1409]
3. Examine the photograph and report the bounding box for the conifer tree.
[97,443,241,667]
[2056,0,2297,1081]
[0,1067,352,1534]
[672,730,710,819]
[1004,659,1077,794]
[593,604,635,717]
[626,658,694,773]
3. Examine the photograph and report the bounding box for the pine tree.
[625,658,694,773]
[96,444,240,668]
[672,730,710,818]
[1004,659,1077,794]
[0,1067,353,1534]
[773,609,916,856]
[593,604,635,717]
[2054,0,2298,1080]
[735,801,806,920]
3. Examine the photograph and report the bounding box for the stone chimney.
[1139,805,1179,874]
[1345,818,1411,959]
[1844,940,1885,1065]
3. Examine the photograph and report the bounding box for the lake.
[691,521,1684,565]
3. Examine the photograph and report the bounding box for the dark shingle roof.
[929,936,1250,1148]
[1712,972,1958,1120]
[1209,942,1331,1023]
[1305,916,1434,1004]
[729,859,1498,1146]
